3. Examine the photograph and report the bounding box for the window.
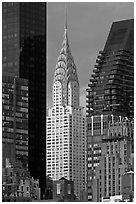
[108,79,113,83]
[105,90,110,94]
[67,184,71,194]
[57,183,60,194]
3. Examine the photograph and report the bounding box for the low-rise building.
[45,176,53,200]
[2,158,40,201]
[53,177,75,201]
[122,171,134,201]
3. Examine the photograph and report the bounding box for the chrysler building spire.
[53,8,79,107]
[65,3,67,30]
[63,3,69,50]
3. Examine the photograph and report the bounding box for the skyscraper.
[86,19,134,201]
[46,19,86,199]
[86,19,134,118]
[2,2,46,198]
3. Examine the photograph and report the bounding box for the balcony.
[93,69,100,74]
[86,104,91,108]
[89,78,97,83]
[88,83,95,88]
[94,64,101,69]
[86,94,93,98]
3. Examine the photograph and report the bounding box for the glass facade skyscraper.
[2,2,46,198]
[86,19,134,119]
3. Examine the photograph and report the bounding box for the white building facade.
[46,22,86,199]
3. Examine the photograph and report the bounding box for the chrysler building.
[46,17,86,199]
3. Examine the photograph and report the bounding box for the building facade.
[92,117,134,201]
[46,21,86,199]
[86,19,134,201]
[2,2,46,197]
[2,74,28,169]
[87,114,110,200]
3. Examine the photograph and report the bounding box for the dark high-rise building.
[86,19,134,119]
[2,2,46,198]
[86,19,134,201]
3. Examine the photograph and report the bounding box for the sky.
[47,2,134,107]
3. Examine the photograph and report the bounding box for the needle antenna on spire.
[65,3,67,30]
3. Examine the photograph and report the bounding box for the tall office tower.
[92,117,134,201]
[86,19,134,201]
[2,2,46,198]
[2,74,28,169]
[46,21,86,199]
